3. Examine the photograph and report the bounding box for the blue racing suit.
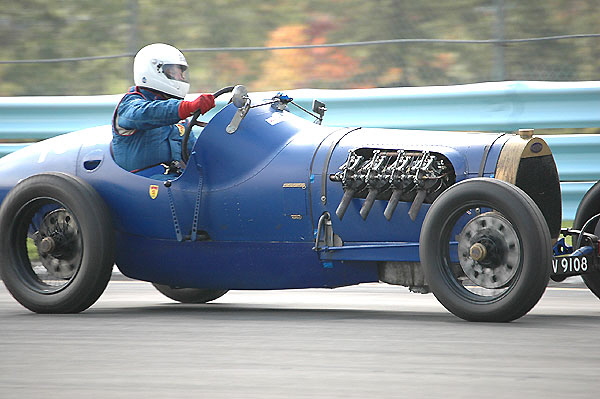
[111,86,196,172]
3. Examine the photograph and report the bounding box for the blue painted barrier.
[287,80,600,131]
[1,81,599,220]
[559,181,595,221]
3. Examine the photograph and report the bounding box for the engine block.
[330,148,455,220]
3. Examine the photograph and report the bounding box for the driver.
[111,43,215,172]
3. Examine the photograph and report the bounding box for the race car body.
[0,86,575,322]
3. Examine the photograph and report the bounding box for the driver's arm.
[117,95,182,131]
[178,93,215,118]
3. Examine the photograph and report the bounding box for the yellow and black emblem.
[176,123,185,136]
[149,184,159,199]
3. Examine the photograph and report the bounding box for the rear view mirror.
[312,99,327,124]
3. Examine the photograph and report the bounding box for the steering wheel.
[181,85,235,163]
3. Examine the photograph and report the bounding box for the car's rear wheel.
[573,180,600,299]
[0,173,114,313]
[420,178,551,322]
[152,283,228,303]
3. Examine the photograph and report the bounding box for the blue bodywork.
[0,97,514,290]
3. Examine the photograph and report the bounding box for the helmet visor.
[162,64,189,83]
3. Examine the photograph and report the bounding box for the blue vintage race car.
[0,85,597,321]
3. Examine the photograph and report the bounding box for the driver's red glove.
[178,93,215,119]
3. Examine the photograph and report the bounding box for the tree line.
[0,0,598,96]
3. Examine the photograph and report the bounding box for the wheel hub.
[38,236,56,255]
[457,212,520,289]
[33,209,82,280]
[469,242,487,262]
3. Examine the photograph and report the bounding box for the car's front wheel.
[420,178,551,322]
[0,173,115,313]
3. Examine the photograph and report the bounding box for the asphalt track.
[0,277,599,398]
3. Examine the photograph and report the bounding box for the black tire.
[573,180,600,299]
[0,173,115,313]
[420,178,551,322]
[152,283,228,303]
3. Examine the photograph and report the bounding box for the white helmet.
[133,43,190,99]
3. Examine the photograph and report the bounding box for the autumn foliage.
[253,20,363,90]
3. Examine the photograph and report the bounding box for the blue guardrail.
[1,80,599,220]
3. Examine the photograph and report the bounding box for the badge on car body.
[149,184,159,199]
